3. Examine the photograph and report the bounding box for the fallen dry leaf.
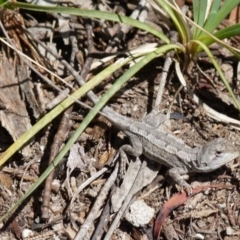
[153,184,234,240]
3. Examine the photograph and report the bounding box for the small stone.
[125,200,155,227]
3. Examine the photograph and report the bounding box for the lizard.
[83,88,239,194]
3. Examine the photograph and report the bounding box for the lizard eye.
[216,151,222,157]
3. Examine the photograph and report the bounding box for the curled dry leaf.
[153,184,235,240]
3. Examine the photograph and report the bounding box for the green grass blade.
[195,24,240,59]
[199,24,240,47]
[193,0,208,39]
[202,0,221,32]
[153,0,190,44]
[0,0,9,7]
[169,0,192,43]
[191,40,240,110]
[0,43,182,222]
[200,0,240,35]
[6,2,170,44]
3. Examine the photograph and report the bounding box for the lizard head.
[193,138,239,172]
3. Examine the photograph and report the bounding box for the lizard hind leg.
[168,167,192,195]
[141,111,174,134]
[141,112,168,129]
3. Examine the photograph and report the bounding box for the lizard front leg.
[168,167,192,195]
[119,131,143,174]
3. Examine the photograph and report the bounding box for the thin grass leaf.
[169,0,192,43]
[152,0,190,44]
[6,1,170,44]
[199,24,240,49]
[202,0,221,31]
[0,0,9,7]
[199,0,240,37]
[193,0,209,39]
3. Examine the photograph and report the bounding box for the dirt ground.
[0,1,240,239]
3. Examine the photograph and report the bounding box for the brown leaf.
[153,184,234,240]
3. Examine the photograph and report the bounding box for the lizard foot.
[179,183,193,196]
